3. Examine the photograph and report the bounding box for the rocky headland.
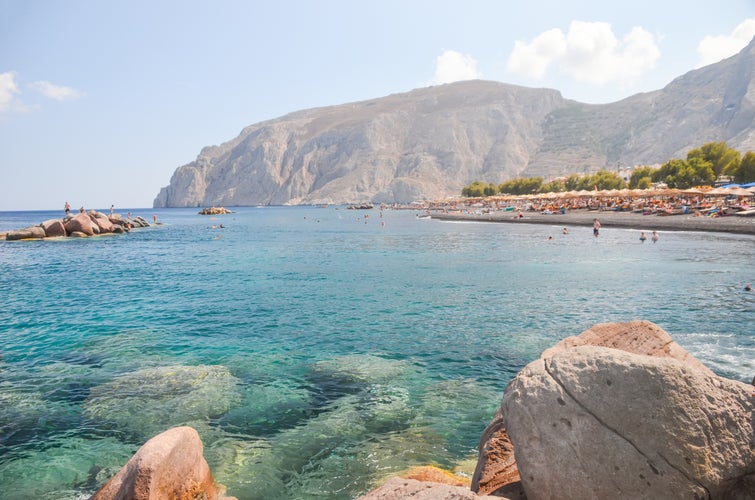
[91,321,754,499]
[0,211,151,240]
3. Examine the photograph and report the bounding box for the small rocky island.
[0,210,151,240]
[198,207,233,215]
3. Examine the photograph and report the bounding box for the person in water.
[651,231,659,243]
[593,218,601,237]
[640,231,647,242]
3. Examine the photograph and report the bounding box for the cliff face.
[154,38,755,207]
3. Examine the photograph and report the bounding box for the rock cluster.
[198,207,234,215]
[472,320,754,499]
[2,211,150,240]
[92,321,753,499]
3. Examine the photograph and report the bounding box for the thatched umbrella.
[724,187,755,197]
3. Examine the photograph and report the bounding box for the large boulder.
[474,320,723,496]
[89,211,115,233]
[471,409,524,498]
[64,212,94,236]
[41,219,67,237]
[503,346,754,499]
[541,320,714,376]
[92,426,235,500]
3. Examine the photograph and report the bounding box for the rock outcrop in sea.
[1,211,151,240]
[198,207,234,215]
[91,426,235,500]
[92,321,754,499]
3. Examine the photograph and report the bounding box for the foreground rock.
[92,426,235,500]
[2,210,150,240]
[474,320,754,499]
[359,476,499,499]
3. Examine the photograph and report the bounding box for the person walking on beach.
[593,218,601,237]
[651,231,659,243]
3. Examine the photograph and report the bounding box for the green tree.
[629,166,657,188]
[686,157,716,187]
[564,174,592,191]
[462,181,487,197]
[687,141,740,178]
[540,179,566,193]
[652,158,713,189]
[729,151,755,183]
[500,177,543,195]
[588,170,626,190]
[653,159,686,187]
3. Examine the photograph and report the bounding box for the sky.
[1,0,754,211]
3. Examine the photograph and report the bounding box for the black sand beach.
[432,210,755,235]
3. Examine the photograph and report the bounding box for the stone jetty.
[1,210,151,240]
[91,321,754,500]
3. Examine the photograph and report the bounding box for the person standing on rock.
[64,201,71,215]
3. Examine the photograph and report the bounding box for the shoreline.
[431,209,755,235]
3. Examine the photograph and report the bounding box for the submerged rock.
[310,354,413,385]
[83,364,241,439]
[4,225,46,240]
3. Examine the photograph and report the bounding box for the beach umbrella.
[724,187,755,197]
[706,187,730,196]
[681,188,705,195]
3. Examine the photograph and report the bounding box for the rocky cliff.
[154,38,755,207]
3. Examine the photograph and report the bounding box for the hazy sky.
[1,0,754,210]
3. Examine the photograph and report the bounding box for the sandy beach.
[431,209,755,235]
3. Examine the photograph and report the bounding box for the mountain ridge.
[154,38,755,207]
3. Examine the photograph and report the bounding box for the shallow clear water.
[0,207,753,499]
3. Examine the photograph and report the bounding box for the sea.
[0,206,753,499]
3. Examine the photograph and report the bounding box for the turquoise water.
[0,206,753,499]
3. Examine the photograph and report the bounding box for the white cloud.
[697,18,755,67]
[507,21,660,85]
[0,71,21,112]
[507,29,566,78]
[29,80,83,101]
[432,50,481,84]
